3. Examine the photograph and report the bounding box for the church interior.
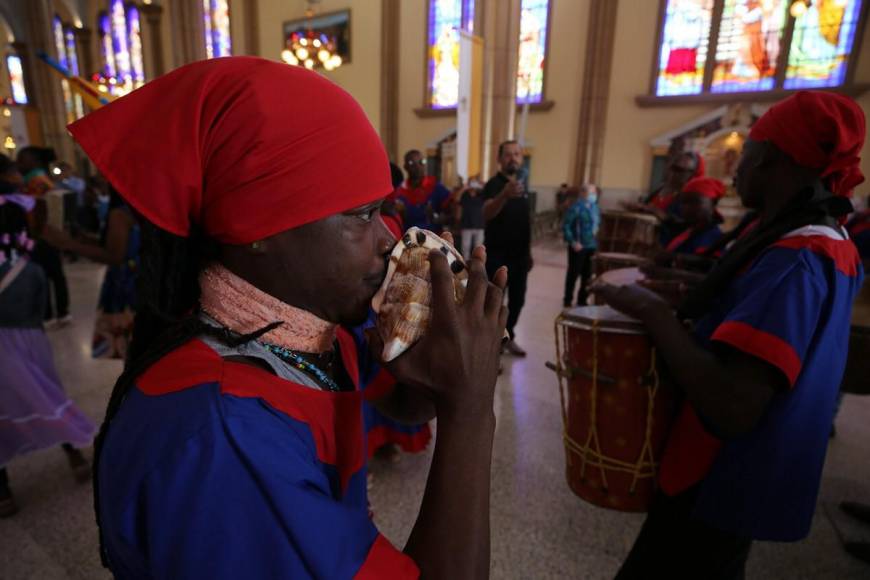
[0,0,869,578]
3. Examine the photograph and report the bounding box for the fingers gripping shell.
[372,227,468,361]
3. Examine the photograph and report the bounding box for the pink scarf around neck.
[199,263,337,353]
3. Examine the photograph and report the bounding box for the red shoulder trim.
[711,321,802,386]
[772,235,861,277]
[659,404,722,496]
[355,535,419,580]
[337,327,360,390]
[137,338,366,493]
[665,229,692,253]
[137,339,223,395]
[221,362,365,492]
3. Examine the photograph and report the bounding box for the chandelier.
[281,3,343,71]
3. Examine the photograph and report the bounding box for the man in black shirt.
[482,140,533,357]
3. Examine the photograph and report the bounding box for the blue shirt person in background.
[562,184,600,307]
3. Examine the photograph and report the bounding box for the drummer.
[599,91,865,579]
[624,150,705,244]
[662,177,725,257]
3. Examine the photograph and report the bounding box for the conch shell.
[372,227,468,361]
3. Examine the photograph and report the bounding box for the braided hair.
[92,219,279,567]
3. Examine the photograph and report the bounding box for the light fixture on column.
[281,0,343,71]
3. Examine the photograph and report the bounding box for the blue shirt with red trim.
[395,176,450,232]
[659,225,863,541]
[665,223,723,256]
[350,317,432,459]
[97,333,419,580]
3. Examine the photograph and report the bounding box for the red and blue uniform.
[394,176,451,232]
[351,314,432,459]
[97,334,420,579]
[660,224,863,541]
[665,223,723,256]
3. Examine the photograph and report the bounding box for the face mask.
[588,194,598,204]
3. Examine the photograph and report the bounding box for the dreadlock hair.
[92,218,281,567]
[0,199,32,264]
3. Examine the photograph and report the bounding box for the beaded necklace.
[263,342,341,392]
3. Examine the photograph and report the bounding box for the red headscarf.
[68,57,391,244]
[749,91,865,197]
[682,176,725,200]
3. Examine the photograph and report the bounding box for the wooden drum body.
[598,211,659,257]
[552,306,677,512]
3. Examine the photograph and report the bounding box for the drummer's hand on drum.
[372,245,509,420]
[592,281,671,324]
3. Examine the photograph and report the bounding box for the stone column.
[572,0,619,186]
[243,0,260,56]
[379,0,400,161]
[21,0,74,162]
[74,27,95,80]
[170,0,206,66]
[478,0,521,179]
[141,2,166,78]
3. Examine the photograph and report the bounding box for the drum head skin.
[561,305,645,334]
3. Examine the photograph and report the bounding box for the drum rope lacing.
[554,314,661,495]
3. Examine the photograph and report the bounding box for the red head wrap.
[682,176,725,200]
[749,91,865,197]
[68,57,391,244]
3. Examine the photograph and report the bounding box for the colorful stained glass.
[99,11,117,81]
[65,26,85,118]
[428,0,464,108]
[711,0,787,92]
[204,0,232,59]
[785,0,864,89]
[655,0,715,96]
[516,0,549,105]
[7,55,27,105]
[111,0,132,92]
[53,16,76,123]
[126,4,145,85]
[65,27,80,76]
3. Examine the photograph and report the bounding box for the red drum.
[598,211,659,257]
[593,252,651,278]
[551,306,678,512]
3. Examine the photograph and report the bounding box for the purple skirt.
[0,328,95,466]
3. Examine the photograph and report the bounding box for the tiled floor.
[2,242,869,579]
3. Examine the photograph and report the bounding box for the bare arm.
[380,247,508,578]
[596,283,782,439]
[42,208,133,266]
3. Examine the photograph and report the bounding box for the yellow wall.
[256,0,383,131]
[600,0,870,198]
[852,28,870,203]
[396,0,590,186]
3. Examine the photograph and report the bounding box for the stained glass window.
[516,0,549,105]
[204,0,232,59]
[7,55,27,105]
[65,26,85,118]
[98,12,117,81]
[655,0,865,97]
[96,3,145,97]
[52,16,76,123]
[427,0,472,108]
[785,0,864,89]
[126,4,145,85]
[711,0,788,92]
[656,0,715,96]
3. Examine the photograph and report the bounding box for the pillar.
[379,0,400,161]
[141,2,166,78]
